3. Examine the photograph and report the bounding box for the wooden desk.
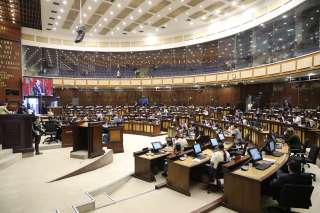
[224,144,289,213]
[167,142,234,196]
[71,122,105,158]
[104,126,124,153]
[0,114,34,153]
[61,125,73,147]
[134,146,173,182]
[124,121,161,136]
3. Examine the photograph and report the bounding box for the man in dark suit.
[266,159,312,199]
[32,80,45,96]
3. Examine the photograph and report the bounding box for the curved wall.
[23,0,320,80]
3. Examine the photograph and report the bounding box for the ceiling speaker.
[74,26,86,43]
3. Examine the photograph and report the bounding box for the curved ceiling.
[22,0,305,51]
[42,0,259,38]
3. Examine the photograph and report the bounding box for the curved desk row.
[123,121,161,137]
[224,144,289,213]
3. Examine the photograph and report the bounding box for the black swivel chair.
[301,144,320,182]
[276,184,314,212]
[207,161,228,193]
[43,120,58,144]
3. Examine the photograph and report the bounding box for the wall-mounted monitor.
[22,77,53,97]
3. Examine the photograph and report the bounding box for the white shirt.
[293,116,302,126]
[210,150,231,169]
[175,138,188,150]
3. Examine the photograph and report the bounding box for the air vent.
[139,30,144,33]
[122,32,127,35]
[48,23,53,26]
[49,17,55,20]
[160,26,166,29]
[186,18,191,22]
[51,10,57,14]
[46,28,52,30]
[53,2,60,5]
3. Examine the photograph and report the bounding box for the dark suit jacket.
[270,173,312,198]
[32,85,43,96]
[287,135,302,150]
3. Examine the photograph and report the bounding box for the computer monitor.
[218,133,225,141]
[193,143,202,156]
[248,147,263,163]
[151,141,162,152]
[210,138,218,148]
[267,140,276,153]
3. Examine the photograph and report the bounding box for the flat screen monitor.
[268,140,276,152]
[210,138,218,148]
[193,143,202,155]
[151,141,162,152]
[248,148,263,163]
[218,133,225,141]
[22,77,53,97]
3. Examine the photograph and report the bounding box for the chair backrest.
[216,161,228,179]
[242,142,249,156]
[45,120,57,132]
[278,184,314,209]
[307,144,320,164]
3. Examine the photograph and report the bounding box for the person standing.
[32,117,44,155]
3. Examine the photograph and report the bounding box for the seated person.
[0,101,10,114]
[208,144,231,186]
[210,143,231,170]
[285,128,302,152]
[265,158,312,199]
[162,143,183,177]
[196,131,210,145]
[174,134,188,151]
[230,124,242,144]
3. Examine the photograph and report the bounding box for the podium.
[71,122,105,159]
[0,114,34,154]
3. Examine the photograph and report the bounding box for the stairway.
[0,145,22,171]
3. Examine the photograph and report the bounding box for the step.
[0,153,22,171]
[0,148,13,160]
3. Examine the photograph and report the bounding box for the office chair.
[276,184,314,212]
[206,161,228,193]
[301,144,319,182]
[43,120,58,144]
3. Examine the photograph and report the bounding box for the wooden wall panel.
[55,80,320,108]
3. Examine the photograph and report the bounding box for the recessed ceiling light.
[55,22,58,25]
[83,13,87,17]
[57,15,61,19]
[88,6,92,10]
[232,1,237,6]
[60,9,64,13]
[168,7,172,10]
[98,23,102,27]
[122,21,126,26]
[138,8,142,13]
[130,16,133,20]
[63,0,67,5]
[110,11,114,15]
[104,17,108,21]
[117,3,121,8]
[148,1,152,5]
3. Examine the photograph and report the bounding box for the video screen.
[152,142,162,151]
[249,148,262,162]
[193,143,202,155]
[218,133,225,141]
[22,77,53,96]
[211,138,218,147]
[268,140,275,152]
